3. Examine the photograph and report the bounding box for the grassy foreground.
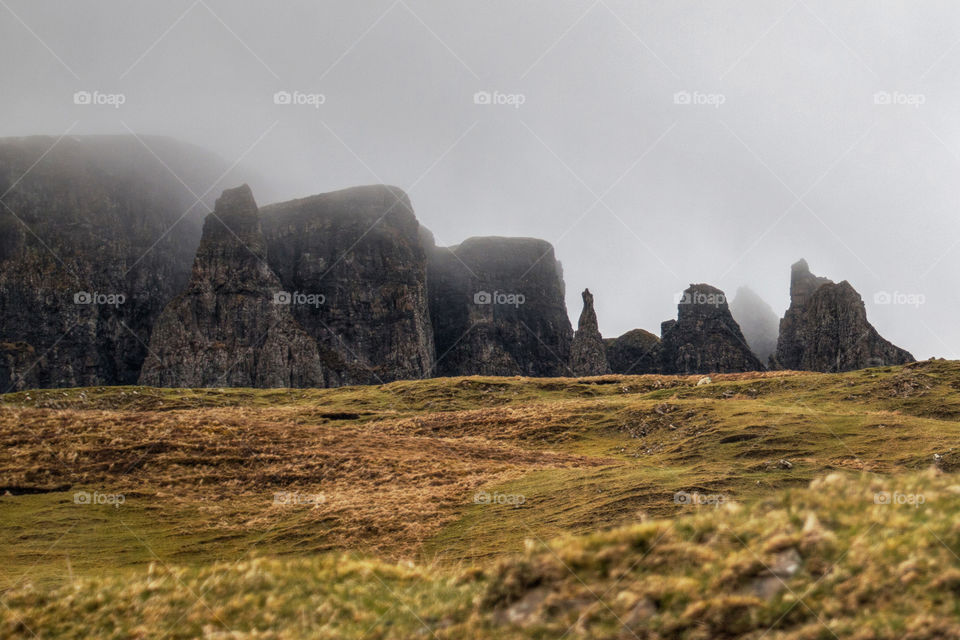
[1,360,959,637]
[2,470,958,639]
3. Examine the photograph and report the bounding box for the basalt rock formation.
[427,237,573,377]
[774,259,914,372]
[660,284,764,374]
[0,135,236,391]
[139,186,323,388]
[604,329,662,375]
[0,136,923,391]
[570,289,610,376]
[730,286,780,365]
[260,186,434,386]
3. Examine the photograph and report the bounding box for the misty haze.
[1,2,959,639]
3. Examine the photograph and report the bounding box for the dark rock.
[660,284,764,374]
[0,135,234,390]
[139,185,323,388]
[774,259,914,372]
[604,329,662,375]
[730,286,780,365]
[0,342,39,391]
[570,289,610,376]
[260,185,434,386]
[427,237,573,377]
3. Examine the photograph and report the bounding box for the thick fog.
[1,0,957,359]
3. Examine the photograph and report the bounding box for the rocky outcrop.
[660,284,763,374]
[604,329,661,375]
[427,237,573,377]
[570,289,610,376]
[260,185,434,386]
[3,136,922,391]
[0,135,235,391]
[139,186,323,388]
[730,286,780,365]
[774,259,914,372]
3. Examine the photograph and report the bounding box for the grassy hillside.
[2,470,958,639]
[1,361,958,637]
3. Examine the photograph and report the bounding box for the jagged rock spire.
[774,259,914,371]
[139,185,324,388]
[570,288,610,376]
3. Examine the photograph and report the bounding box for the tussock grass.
[2,470,959,639]
[1,362,959,636]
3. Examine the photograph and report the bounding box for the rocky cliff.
[139,186,323,388]
[774,259,914,372]
[0,135,235,391]
[0,136,922,390]
[427,237,573,376]
[260,185,434,386]
[660,284,764,374]
[730,286,780,365]
[604,329,662,374]
[569,289,610,376]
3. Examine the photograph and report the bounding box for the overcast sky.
[2,0,958,359]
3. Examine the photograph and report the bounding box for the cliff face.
[774,260,914,372]
[4,136,920,391]
[139,186,323,388]
[570,289,610,375]
[604,329,661,374]
[427,237,573,377]
[730,286,780,365]
[260,186,434,386]
[660,284,763,374]
[0,135,232,391]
